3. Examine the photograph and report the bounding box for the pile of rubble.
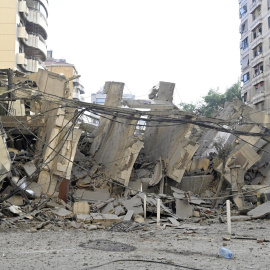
[0,68,270,233]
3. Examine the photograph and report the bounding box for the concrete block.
[73,201,90,215]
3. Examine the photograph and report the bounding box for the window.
[240,20,248,34]
[243,92,247,102]
[243,72,250,83]
[255,101,265,111]
[254,63,263,77]
[240,4,247,18]
[96,98,106,105]
[242,37,248,50]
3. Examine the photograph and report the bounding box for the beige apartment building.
[0,0,48,72]
[45,51,85,100]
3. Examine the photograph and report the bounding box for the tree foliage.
[179,82,241,117]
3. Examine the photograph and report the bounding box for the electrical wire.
[84,259,202,270]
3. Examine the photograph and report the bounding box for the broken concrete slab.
[52,208,73,218]
[90,213,121,228]
[73,189,110,203]
[23,161,36,177]
[134,215,144,223]
[7,195,24,206]
[168,217,180,226]
[123,210,134,221]
[100,202,114,214]
[114,205,125,216]
[175,199,193,219]
[76,214,92,224]
[178,175,214,195]
[122,197,143,215]
[46,201,65,209]
[248,201,270,219]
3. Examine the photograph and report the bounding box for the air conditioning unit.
[17,26,28,41]
[18,1,29,16]
[16,53,27,66]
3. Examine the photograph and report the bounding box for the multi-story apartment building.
[45,51,85,100]
[0,0,48,72]
[239,0,270,113]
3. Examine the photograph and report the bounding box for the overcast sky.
[47,0,241,105]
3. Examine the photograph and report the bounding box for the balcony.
[17,26,28,42]
[16,53,27,67]
[18,1,29,16]
[250,14,262,30]
[251,52,263,67]
[250,0,262,14]
[25,9,48,40]
[252,91,265,104]
[24,34,47,62]
[250,34,263,50]
[252,70,264,84]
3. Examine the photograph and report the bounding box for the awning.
[241,55,249,70]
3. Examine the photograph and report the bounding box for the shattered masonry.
[1,68,270,232]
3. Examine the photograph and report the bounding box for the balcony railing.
[251,52,263,67]
[250,35,263,50]
[252,91,265,104]
[25,9,48,40]
[250,14,262,30]
[24,34,47,62]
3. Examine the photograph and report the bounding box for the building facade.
[45,51,85,100]
[239,0,270,113]
[0,0,48,72]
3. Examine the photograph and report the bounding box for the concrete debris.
[123,210,134,221]
[73,201,90,215]
[1,68,270,237]
[247,201,270,219]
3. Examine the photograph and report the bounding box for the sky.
[47,0,241,105]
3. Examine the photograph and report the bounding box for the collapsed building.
[0,68,270,231]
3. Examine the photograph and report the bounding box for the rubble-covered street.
[1,68,270,269]
[1,220,270,270]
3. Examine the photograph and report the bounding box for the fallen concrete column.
[143,82,199,184]
[89,82,143,186]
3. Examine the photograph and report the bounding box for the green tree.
[179,82,241,117]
